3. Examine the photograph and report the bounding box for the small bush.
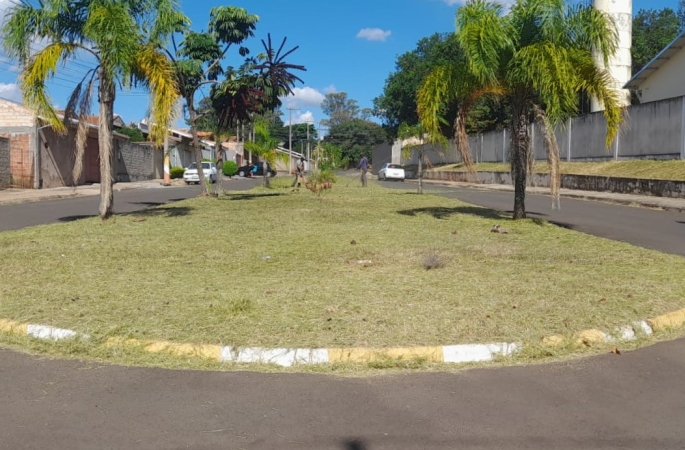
[170,167,185,179]
[308,169,338,185]
[223,160,238,177]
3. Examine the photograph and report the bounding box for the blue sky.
[0,0,681,133]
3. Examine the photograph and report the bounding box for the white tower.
[591,0,632,111]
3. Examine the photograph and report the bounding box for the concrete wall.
[638,46,685,104]
[373,96,685,166]
[116,141,160,182]
[424,170,685,199]
[39,127,101,188]
[0,137,10,187]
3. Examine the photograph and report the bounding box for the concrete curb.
[2,308,685,367]
[412,179,685,213]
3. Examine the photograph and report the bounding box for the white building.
[624,30,685,104]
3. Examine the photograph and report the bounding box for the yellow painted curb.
[647,308,685,332]
[542,335,565,347]
[105,337,222,361]
[0,319,28,336]
[328,346,443,363]
[575,329,607,347]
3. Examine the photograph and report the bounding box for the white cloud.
[323,84,337,94]
[0,83,22,102]
[356,28,391,42]
[281,86,325,109]
[293,111,315,125]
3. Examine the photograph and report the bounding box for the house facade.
[625,31,685,104]
[0,97,161,189]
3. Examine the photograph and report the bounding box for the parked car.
[378,163,405,181]
[183,161,217,184]
[236,162,276,178]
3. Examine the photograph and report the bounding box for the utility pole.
[306,120,311,168]
[287,107,300,174]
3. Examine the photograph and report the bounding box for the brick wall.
[0,98,35,128]
[0,137,10,187]
[0,132,33,188]
[117,140,159,182]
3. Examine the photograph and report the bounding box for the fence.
[398,96,685,166]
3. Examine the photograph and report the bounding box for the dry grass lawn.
[1,177,684,359]
[439,160,685,181]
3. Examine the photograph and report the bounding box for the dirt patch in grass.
[1,179,685,359]
[437,160,685,181]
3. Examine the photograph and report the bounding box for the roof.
[625,30,685,89]
[56,110,125,127]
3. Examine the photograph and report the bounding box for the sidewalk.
[0,179,179,206]
[414,178,685,212]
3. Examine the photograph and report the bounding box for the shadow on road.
[58,215,96,222]
[398,206,506,220]
[223,193,283,201]
[343,439,369,450]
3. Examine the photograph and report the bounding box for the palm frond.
[20,42,78,133]
[533,104,561,209]
[455,0,513,84]
[135,45,180,145]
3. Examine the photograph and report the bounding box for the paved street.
[2,338,685,450]
[0,178,257,232]
[1,179,685,449]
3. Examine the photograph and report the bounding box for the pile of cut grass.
[1,178,684,357]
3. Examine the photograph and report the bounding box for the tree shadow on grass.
[222,193,284,201]
[342,439,369,450]
[58,206,193,222]
[398,206,506,221]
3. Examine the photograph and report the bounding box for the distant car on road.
[183,162,217,184]
[237,162,276,178]
[378,163,405,181]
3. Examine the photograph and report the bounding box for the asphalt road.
[2,338,685,450]
[2,178,685,449]
[0,178,257,232]
[380,181,685,257]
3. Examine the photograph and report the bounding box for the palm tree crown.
[418,0,623,218]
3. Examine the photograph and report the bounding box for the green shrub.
[309,169,337,184]
[223,160,238,177]
[170,167,185,179]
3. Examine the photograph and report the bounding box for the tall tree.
[243,118,283,187]
[325,119,386,166]
[321,92,359,127]
[172,7,259,195]
[3,0,185,219]
[632,8,680,74]
[418,0,622,219]
[279,123,318,150]
[374,32,508,138]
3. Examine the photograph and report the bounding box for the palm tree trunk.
[262,161,269,187]
[98,75,115,220]
[188,96,208,195]
[511,108,529,220]
[418,151,423,195]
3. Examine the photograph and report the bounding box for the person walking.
[357,153,369,187]
[292,157,306,188]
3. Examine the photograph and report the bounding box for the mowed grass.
[1,178,685,354]
[439,160,685,181]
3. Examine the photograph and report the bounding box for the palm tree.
[3,0,186,220]
[418,0,623,219]
[243,117,286,188]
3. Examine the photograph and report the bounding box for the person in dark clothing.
[357,154,369,187]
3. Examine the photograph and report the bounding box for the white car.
[183,162,217,184]
[378,163,405,181]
